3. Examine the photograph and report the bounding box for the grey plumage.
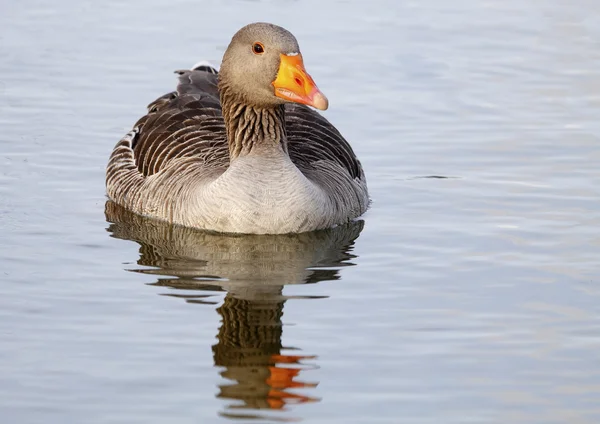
[106,23,368,234]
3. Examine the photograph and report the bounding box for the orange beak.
[272,53,329,110]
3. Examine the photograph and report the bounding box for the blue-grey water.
[2,0,600,423]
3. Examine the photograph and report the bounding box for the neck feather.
[219,84,287,160]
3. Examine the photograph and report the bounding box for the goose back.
[118,67,364,181]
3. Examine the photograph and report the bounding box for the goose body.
[106,23,368,234]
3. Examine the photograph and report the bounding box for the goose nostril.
[294,77,303,86]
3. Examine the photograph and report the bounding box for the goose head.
[219,22,329,111]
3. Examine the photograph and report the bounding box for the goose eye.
[252,42,265,55]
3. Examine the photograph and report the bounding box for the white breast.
[187,152,336,234]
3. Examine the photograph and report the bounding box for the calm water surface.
[1,0,600,423]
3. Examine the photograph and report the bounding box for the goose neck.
[219,85,288,160]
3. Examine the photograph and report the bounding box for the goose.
[106,22,369,234]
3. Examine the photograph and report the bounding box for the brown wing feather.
[130,70,228,177]
[285,104,363,180]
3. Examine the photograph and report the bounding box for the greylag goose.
[106,23,369,234]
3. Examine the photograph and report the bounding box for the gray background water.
[1,0,600,422]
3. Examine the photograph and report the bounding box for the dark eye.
[252,42,265,55]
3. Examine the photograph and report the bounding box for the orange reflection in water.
[213,294,320,416]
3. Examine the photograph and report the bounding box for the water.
[1,0,600,422]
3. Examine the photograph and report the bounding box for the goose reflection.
[105,201,364,420]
